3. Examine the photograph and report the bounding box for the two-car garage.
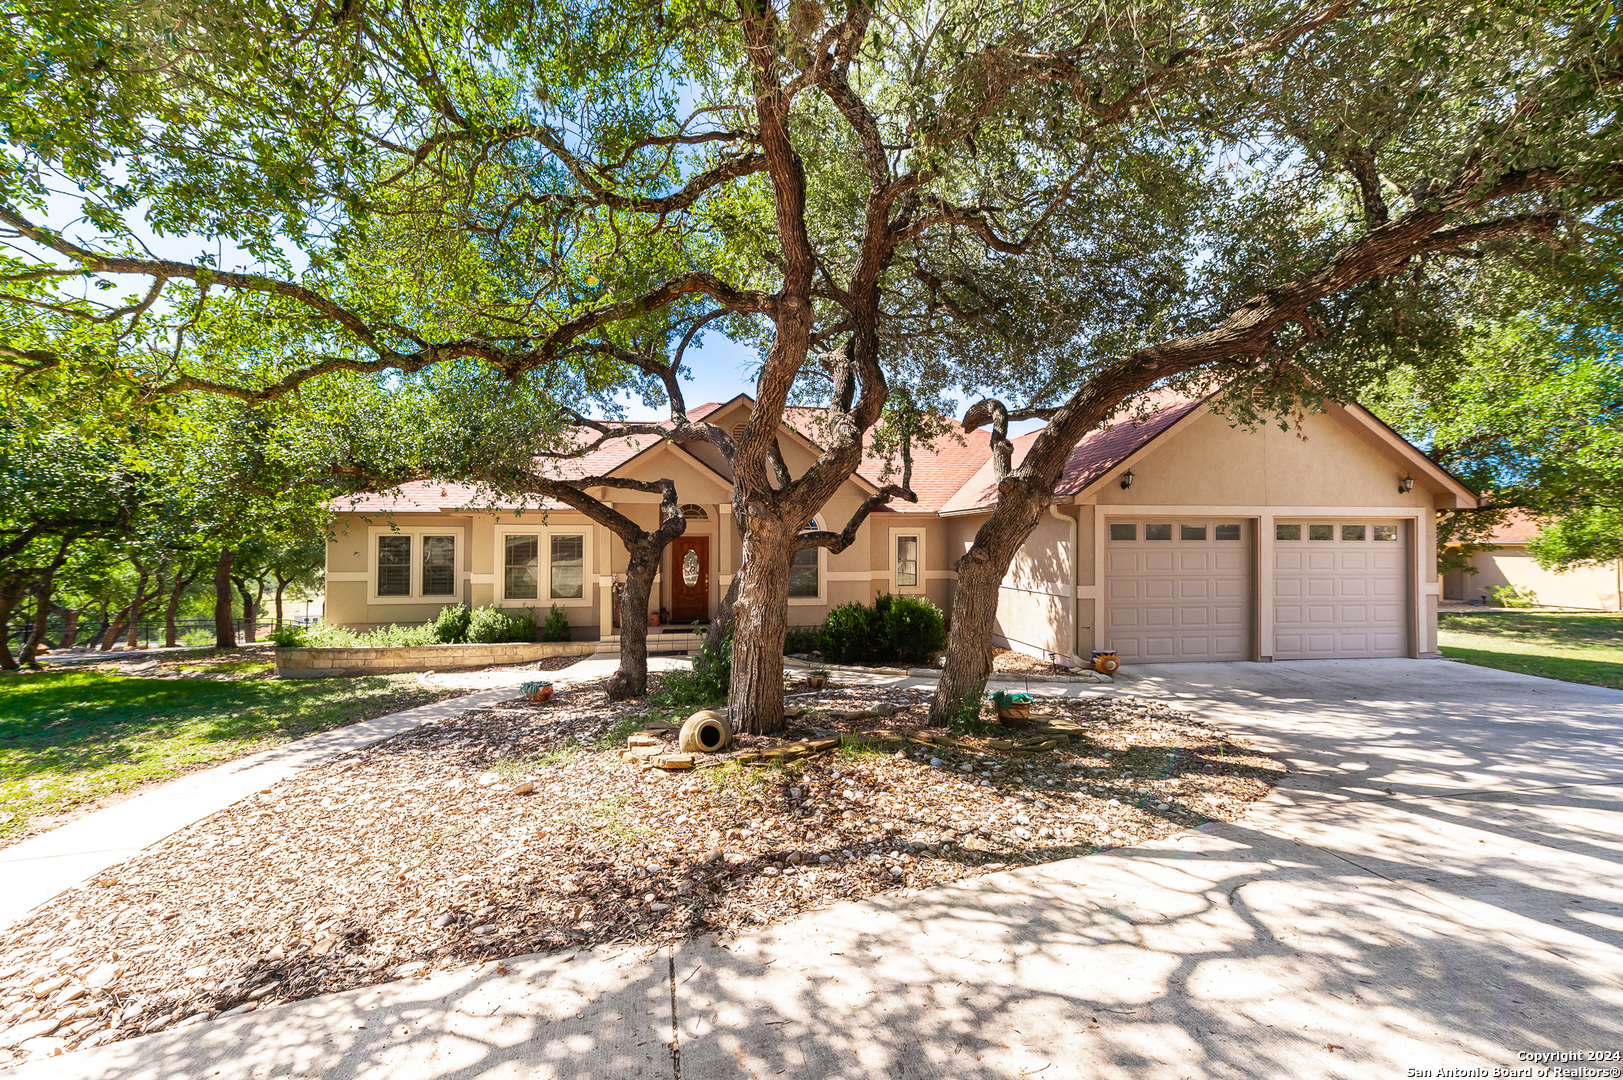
[1104,517,1410,664]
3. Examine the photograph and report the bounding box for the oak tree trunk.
[214,550,237,649]
[126,574,160,649]
[727,521,796,735]
[164,575,191,648]
[274,578,287,630]
[608,544,661,701]
[0,578,24,670]
[99,608,130,651]
[57,607,79,649]
[18,575,55,665]
[929,490,1047,725]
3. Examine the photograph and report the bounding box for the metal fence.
[6,615,322,653]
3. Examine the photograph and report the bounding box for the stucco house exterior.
[1443,512,1621,611]
[324,393,1475,666]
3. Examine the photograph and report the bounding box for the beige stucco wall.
[1095,408,1439,513]
[1450,548,1621,610]
[993,507,1078,662]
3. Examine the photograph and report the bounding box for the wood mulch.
[991,647,1078,677]
[0,677,1282,1066]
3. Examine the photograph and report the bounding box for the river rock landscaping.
[0,676,1282,1066]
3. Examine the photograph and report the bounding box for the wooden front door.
[670,536,710,622]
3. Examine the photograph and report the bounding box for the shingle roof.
[334,393,1205,518]
[937,394,1204,515]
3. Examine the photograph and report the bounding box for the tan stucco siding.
[1095,408,1438,513]
[993,508,1078,662]
[1452,548,1621,610]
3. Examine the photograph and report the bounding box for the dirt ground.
[0,677,1282,1064]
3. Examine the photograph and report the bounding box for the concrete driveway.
[11,659,1622,1079]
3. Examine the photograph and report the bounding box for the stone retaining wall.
[274,641,597,678]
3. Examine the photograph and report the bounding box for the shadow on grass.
[1440,644,1623,690]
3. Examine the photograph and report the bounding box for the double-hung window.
[499,527,591,605]
[373,529,461,600]
[788,520,820,599]
[895,535,919,588]
[550,534,584,599]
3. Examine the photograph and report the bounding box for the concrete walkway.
[0,656,685,929]
[10,659,1623,1078]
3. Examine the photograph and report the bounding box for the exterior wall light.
[1120,470,1134,490]
[1398,475,1415,494]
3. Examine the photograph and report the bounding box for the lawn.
[0,664,460,846]
[1438,610,1623,689]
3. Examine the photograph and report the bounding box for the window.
[1109,523,1137,541]
[1215,524,1241,541]
[421,536,457,596]
[1276,523,1302,541]
[1145,523,1173,541]
[377,536,412,597]
[680,503,708,521]
[1180,524,1207,541]
[1373,524,1399,542]
[896,535,919,587]
[550,534,585,599]
[789,520,819,598]
[1342,524,1367,542]
[505,535,539,600]
[1309,524,1334,541]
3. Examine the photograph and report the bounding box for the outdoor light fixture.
[1398,475,1415,493]
[1120,470,1134,490]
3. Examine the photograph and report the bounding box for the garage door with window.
[1105,519,1252,664]
[1273,521,1407,659]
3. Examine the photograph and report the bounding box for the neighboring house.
[325,393,1474,666]
[1443,511,1622,611]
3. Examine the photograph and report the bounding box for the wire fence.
[5,614,323,654]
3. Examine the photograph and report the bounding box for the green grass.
[0,669,457,844]
[1438,610,1623,689]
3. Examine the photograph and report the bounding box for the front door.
[670,536,709,622]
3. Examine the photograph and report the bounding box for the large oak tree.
[3,0,1621,730]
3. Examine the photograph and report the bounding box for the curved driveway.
[11,659,1622,1079]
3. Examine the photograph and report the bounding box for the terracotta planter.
[806,673,828,690]
[1091,650,1120,675]
[996,703,1030,727]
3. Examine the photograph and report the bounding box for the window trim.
[366,526,467,605]
[494,523,595,608]
[890,527,923,592]
[788,518,826,606]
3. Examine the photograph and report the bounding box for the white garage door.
[1273,521,1407,659]
[1105,519,1252,664]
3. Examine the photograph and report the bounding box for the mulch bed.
[0,677,1282,1066]
[991,648,1077,677]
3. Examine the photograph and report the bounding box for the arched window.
[680,503,708,520]
[789,519,819,598]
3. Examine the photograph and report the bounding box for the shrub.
[883,594,948,662]
[1487,584,1539,608]
[820,601,885,664]
[268,624,307,647]
[297,622,439,647]
[650,632,732,711]
[466,604,537,643]
[783,626,822,655]
[432,604,472,644]
[542,604,572,642]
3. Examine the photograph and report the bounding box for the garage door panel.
[1274,520,1407,659]
[1106,520,1253,664]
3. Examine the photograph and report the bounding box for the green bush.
[466,604,537,643]
[651,632,732,711]
[783,626,822,655]
[883,594,948,662]
[1488,584,1539,608]
[543,604,572,642]
[268,624,307,647]
[297,622,440,647]
[432,604,472,644]
[821,601,885,664]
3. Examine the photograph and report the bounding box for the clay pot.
[679,710,733,753]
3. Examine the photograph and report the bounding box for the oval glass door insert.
[682,549,700,588]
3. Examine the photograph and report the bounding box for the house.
[1443,511,1621,610]
[323,393,1475,665]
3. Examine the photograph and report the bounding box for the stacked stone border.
[274,641,597,678]
[783,656,1111,685]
